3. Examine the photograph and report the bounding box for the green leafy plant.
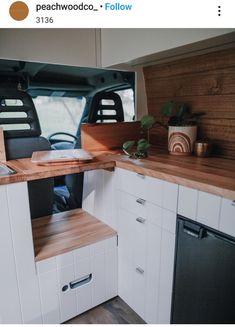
[162,101,205,126]
[122,115,155,159]
[122,102,205,158]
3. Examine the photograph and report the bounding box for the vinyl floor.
[65,296,146,324]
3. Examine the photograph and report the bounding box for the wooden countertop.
[32,208,117,262]
[0,154,115,185]
[0,148,235,200]
[113,149,235,200]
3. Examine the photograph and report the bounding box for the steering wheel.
[48,132,78,144]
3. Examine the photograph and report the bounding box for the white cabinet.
[116,168,178,211]
[37,237,118,323]
[178,185,198,220]
[219,199,235,237]
[0,183,42,324]
[101,29,233,67]
[157,230,175,323]
[0,185,22,324]
[197,191,221,229]
[178,185,235,240]
[0,29,100,67]
[116,168,177,323]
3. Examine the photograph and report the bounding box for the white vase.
[168,125,197,156]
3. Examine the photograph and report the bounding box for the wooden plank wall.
[143,47,235,159]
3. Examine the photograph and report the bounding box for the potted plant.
[122,103,204,158]
[162,102,205,156]
[122,115,155,159]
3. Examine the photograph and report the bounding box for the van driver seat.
[0,89,54,219]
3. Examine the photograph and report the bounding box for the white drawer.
[146,176,163,207]
[147,203,176,234]
[178,186,198,220]
[116,168,178,211]
[119,190,147,219]
[219,199,235,238]
[197,191,221,230]
[147,202,162,228]
[116,168,148,199]
[36,257,57,274]
[162,181,178,213]
[37,236,118,323]
[162,209,177,235]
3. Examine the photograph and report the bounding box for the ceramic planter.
[168,125,197,156]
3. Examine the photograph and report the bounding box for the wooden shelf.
[32,208,117,262]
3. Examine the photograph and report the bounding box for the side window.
[115,89,135,121]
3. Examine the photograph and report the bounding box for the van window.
[115,89,135,121]
[33,96,86,138]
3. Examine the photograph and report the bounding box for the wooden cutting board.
[31,149,94,165]
[81,121,144,151]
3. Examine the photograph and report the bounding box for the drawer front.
[162,181,178,212]
[116,168,178,211]
[58,264,77,322]
[38,270,60,324]
[146,176,163,207]
[147,202,162,227]
[178,186,198,220]
[219,199,235,237]
[116,168,148,199]
[119,190,147,219]
[147,203,176,234]
[197,191,221,230]
[37,236,117,323]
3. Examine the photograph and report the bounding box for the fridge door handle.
[183,226,206,239]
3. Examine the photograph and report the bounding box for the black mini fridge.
[171,216,235,324]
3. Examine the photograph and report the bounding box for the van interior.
[0,29,235,324]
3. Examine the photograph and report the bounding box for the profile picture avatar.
[9,1,29,21]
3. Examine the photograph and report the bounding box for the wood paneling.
[32,208,117,261]
[81,122,143,152]
[143,47,235,159]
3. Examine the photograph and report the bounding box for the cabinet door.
[219,199,235,237]
[197,191,221,229]
[38,269,60,324]
[145,223,162,323]
[132,216,147,319]
[57,264,77,323]
[158,230,175,324]
[0,185,22,323]
[7,183,42,323]
[178,185,198,219]
[117,208,134,307]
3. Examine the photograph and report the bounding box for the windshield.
[33,96,86,138]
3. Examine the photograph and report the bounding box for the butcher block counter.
[0,148,235,200]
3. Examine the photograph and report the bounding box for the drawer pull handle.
[232,201,235,207]
[136,198,146,205]
[136,267,144,274]
[137,173,145,179]
[69,273,92,290]
[136,217,146,224]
